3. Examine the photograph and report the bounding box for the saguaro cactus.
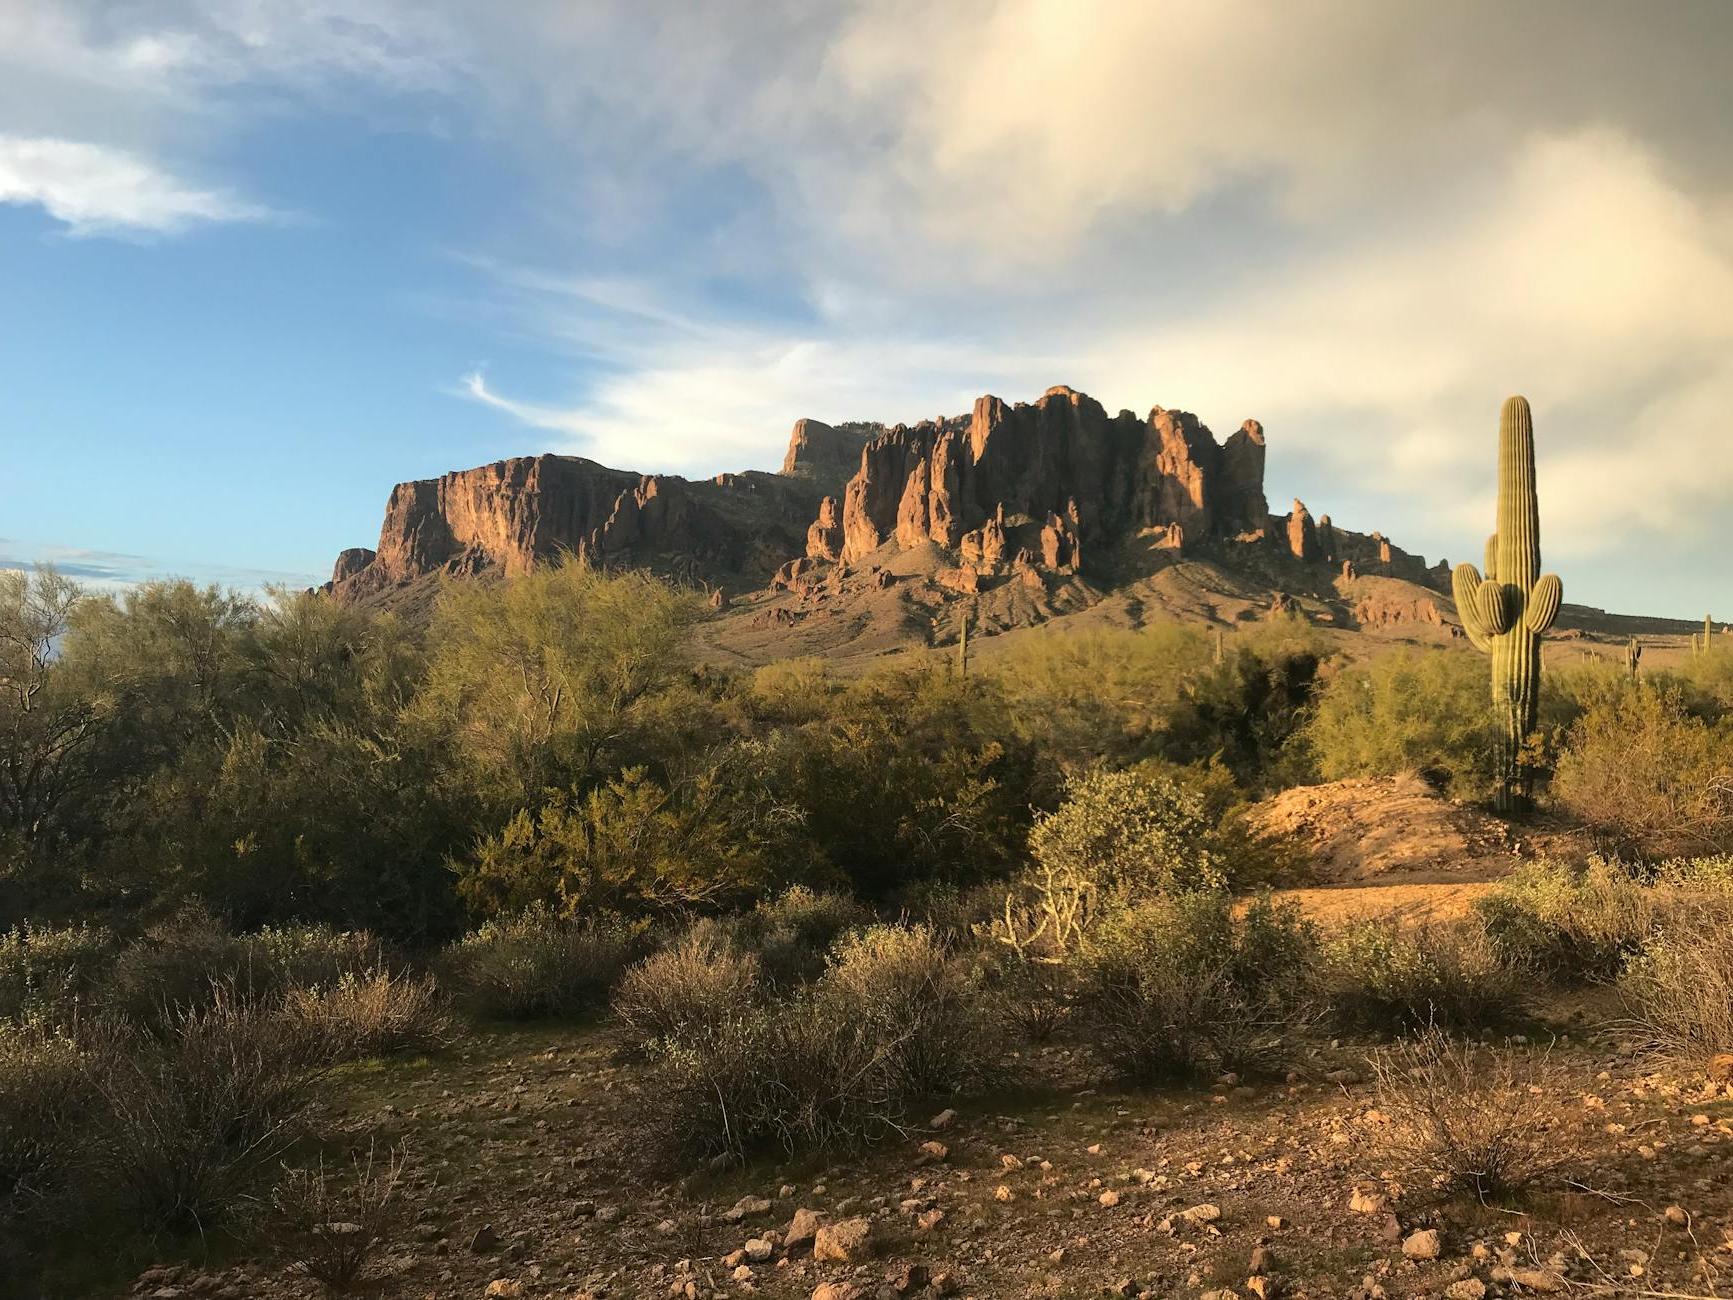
[1452,396,1563,816]
[1625,637,1642,680]
[1692,615,1714,657]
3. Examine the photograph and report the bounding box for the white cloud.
[0,134,272,234]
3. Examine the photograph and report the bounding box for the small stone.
[1445,1282,1486,1300]
[930,1108,958,1129]
[1266,1216,1285,1229]
[812,1285,863,1300]
[1509,1269,1564,1292]
[1402,1229,1443,1261]
[1000,1154,1024,1171]
[994,1184,1015,1202]
[1664,1205,1689,1226]
[731,1264,754,1282]
[1349,1187,1388,1215]
[1099,1189,1122,1208]
[813,1216,873,1263]
[483,1283,521,1299]
[745,1238,774,1261]
[918,1140,949,1163]
[469,1225,501,1254]
[786,1207,824,1250]
[916,1207,946,1233]
[1182,1203,1222,1225]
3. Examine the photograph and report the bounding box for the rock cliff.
[326,385,1445,621]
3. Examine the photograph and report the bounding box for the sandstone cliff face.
[328,384,1445,616]
[328,454,823,602]
[812,386,1270,572]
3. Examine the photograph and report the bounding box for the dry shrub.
[95,991,330,1231]
[1367,1028,1581,1203]
[741,885,871,987]
[1078,892,1318,1082]
[1619,930,1733,1065]
[283,970,452,1061]
[1478,856,1733,982]
[639,924,1002,1159]
[1324,919,1526,1032]
[440,907,647,1020]
[270,1144,405,1294]
[612,927,762,1055]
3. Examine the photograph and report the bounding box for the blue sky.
[2,1,1731,617]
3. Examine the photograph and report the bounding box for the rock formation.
[326,454,823,604]
[326,384,1447,618]
[806,386,1275,575]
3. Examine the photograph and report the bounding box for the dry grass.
[1619,930,1733,1066]
[283,969,452,1061]
[1367,1027,1583,1203]
[270,1143,406,1294]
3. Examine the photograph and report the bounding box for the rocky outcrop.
[780,418,879,490]
[809,386,1271,574]
[327,454,823,603]
[1286,500,1320,561]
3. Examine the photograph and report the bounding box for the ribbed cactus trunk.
[1452,397,1563,817]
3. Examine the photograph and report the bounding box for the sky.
[1,1,1730,617]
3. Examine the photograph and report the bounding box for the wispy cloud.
[0,134,274,235]
[0,539,322,593]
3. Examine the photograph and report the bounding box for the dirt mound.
[1251,774,1516,883]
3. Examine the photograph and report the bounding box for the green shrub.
[0,1025,98,1243]
[1553,685,1733,859]
[1303,648,1499,799]
[612,928,762,1054]
[1024,767,1227,949]
[1077,893,1318,1081]
[1477,857,1733,982]
[440,906,647,1020]
[1324,919,1525,1032]
[741,886,872,987]
[0,922,116,1028]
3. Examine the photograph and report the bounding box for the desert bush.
[1303,648,1500,799]
[95,991,330,1231]
[1367,1028,1581,1202]
[1011,768,1227,957]
[1077,893,1318,1081]
[283,970,451,1061]
[0,920,115,1027]
[440,906,647,1020]
[0,1025,98,1240]
[612,927,762,1054]
[640,923,1003,1159]
[749,886,872,984]
[109,906,252,1021]
[1324,919,1525,1032]
[1619,930,1733,1066]
[1477,856,1733,982]
[1553,685,1733,859]
[270,1144,405,1294]
[812,924,997,1096]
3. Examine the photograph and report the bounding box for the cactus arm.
[1453,563,1494,651]
[1484,534,1498,583]
[1476,580,1515,635]
[1524,574,1562,634]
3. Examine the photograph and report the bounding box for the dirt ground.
[116,1021,1733,1300]
[99,780,1733,1300]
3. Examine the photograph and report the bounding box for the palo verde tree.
[1451,396,1564,815]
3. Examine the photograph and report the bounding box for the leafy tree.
[416,560,700,803]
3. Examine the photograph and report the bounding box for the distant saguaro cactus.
[957,608,970,679]
[1692,614,1714,657]
[1625,637,1642,681]
[1451,397,1563,816]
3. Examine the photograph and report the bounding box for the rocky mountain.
[326,384,1452,653]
